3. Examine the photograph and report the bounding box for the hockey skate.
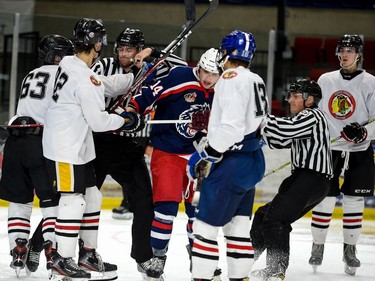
[146,255,167,281]
[250,267,285,281]
[137,259,153,280]
[78,247,118,280]
[25,239,43,274]
[50,253,91,281]
[10,238,28,277]
[343,243,361,276]
[111,206,133,220]
[308,243,324,273]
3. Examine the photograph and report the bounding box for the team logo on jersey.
[90,75,102,86]
[176,103,211,138]
[184,92,197,103]
[222,71,237,79]
[328,90,356,119]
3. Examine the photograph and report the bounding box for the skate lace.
[92,251,105,272]
[28,250,41,263]
[312,244,324,257]
[345,245,358,260]
[66,258,82,271]
[151,257,165,272]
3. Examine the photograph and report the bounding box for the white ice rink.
[0,207,374,281]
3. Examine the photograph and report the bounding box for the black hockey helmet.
[335,34,363,55]
[287,79,322,101]
[114,28,145,54]
[73,18,107,47]
[38,34,74,65]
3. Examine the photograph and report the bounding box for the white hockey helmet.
[198,48,219,73]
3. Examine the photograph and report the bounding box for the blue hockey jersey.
[131,66,214,154]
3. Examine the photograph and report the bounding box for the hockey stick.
[109,0,219,112]
[146,119,191,124]
[0,123,43,128]
[263,117,375,178]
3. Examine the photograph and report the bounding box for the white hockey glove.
[186,137,223,181]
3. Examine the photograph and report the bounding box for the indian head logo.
[222,71,237,79]
[90,75,102,87]
[328,90,356,120]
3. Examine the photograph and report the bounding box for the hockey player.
[187,30,267,281]
[309,34,375,275]
[90,27,187,278]
[127,47,220,280]
[42,18,142,280]
[0,34,74,277]
[250,79,332,281]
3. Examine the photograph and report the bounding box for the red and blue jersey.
[131,66,214,154]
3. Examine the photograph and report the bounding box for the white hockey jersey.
[207,66,268,153]
[14,64,58,124]
[43,55,131,164]
[318,70,375,152]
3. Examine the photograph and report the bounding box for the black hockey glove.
[115,106,145,134]
[340,122,368,144]
[190,110,210,132]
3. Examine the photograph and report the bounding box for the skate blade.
[344,265,357,276]
[88,270,118,281]
[50,275,90,281]
[111,213,133,220]
[312,265,319,273]
[15,267,22,278]
[147,276,165,281]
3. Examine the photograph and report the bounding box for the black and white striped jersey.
[263,106,333,176]
[91,54,187,138]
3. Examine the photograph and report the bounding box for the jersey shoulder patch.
[222,71,238,80]
[90,75,102,86]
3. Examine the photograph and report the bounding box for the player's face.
[338,47,358,70]
[198,68,219,89]
[117,46,138,68]
[286,91,304,114]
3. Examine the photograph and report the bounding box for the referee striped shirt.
[263,105,333,176]
[91,54,187,138]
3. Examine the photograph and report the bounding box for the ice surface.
[0,207,374,281]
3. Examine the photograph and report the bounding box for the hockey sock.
[80,186,102,249]
[223,215,254,279]
[185,202,195,247]
[8,202,32,250]
[56,193,86,257]
[342,195,364,245]
[41,206,58,248]
[191,219,220,280]
[311,196,336,244]
[151,202,179,256]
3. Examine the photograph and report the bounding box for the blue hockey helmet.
[220,30,256,63]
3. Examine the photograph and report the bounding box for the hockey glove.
[186,137,223,181]
[190,110,210,132]
[340,122,368,144]
[115,106,145,134]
